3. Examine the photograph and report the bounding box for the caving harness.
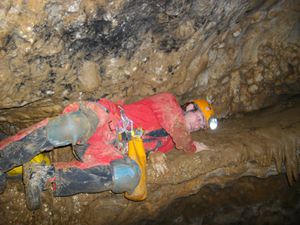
[115,106,147,201]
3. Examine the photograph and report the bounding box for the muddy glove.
[149,151,168,176]
[193,141,209,153]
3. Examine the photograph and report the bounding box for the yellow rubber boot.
[125,136,147,201]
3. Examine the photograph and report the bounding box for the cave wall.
[0,1,300,224]
[0,0,299,132]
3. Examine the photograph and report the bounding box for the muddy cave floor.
[0,95,300,225]
[139,175,300,225]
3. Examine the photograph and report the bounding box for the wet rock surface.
[0,0,299,224]
[140,175,300,225]
[0,95,299,225]
[0,0,299,132]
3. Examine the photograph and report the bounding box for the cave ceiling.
[0,0,299,132]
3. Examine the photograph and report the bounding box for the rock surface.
[0,0,299,224]
[0,0,299,131]
[140,175,300,225]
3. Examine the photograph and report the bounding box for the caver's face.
[184,104,207,132]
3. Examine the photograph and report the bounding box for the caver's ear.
[185,103,195,111]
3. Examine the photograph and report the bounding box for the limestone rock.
[0,0,298,130]
[78,61,101,92]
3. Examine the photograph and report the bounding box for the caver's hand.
[149,152,168,176]
[193,141,209,153]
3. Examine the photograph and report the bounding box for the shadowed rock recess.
[0,0,299,224]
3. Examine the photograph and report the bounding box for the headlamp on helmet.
[208,117,218,130]
[192,99,218,130]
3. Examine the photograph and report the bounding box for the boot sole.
[23,162,41,210]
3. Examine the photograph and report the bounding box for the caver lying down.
[0,92,217,209]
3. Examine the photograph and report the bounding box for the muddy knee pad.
[111,157,141,194]
[46,106,99,146]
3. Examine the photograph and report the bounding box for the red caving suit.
[0,93,196,170]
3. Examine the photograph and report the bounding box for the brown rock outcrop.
[0,1,299,224]
[0,0,299,131]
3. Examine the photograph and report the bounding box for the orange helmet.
[193,99,218,130]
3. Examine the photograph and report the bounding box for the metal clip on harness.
[115,107,143,154]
